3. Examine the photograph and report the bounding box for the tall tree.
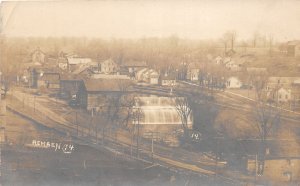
[174,97,193,138]
[252,75,281,175]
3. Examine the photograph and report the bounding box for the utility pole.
[151,131,154,163]
[75,111,78,136]
[130,130,133,158]
[0,71,6,143]
[89,109,93,136]
[33,96,36,113]
[133,106,141,159]
[255,154,258,182]
[136,109,140,159]
[23,93,25,108]
[0,71,6,183]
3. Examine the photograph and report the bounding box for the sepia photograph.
[0,0,300,185]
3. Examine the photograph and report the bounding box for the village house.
[287,40,300,57]
[186,63,201,81]
[226,76,242,89]
[31,47,46,65]
[224,60,243,71]
[267,77,300,103]
[101,59,119,74]
[24,67,39,88]
[136,68,160,85]
[59,79,83,100]
[291,79,300,109]
[277,87,292,103]
[225,49,236,57]
[222,57,231,64]
[58,57,68,70]
[160,73,177,86]
[90,74,130,80]
[120,60,147,76]
[77,78,133,111]
[24,66,61,89]
[67,57,92,72]
[37,72,60,90]
[71,64,93,76]
[215,56,223,64]
[45,57,59,67]
[177,63,188,80]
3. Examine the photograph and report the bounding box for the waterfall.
[136,96,193,126]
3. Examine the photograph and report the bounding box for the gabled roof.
[136,68,159,77]
[83,79,133,92]
[72,64,92,74]
[225,49,236,56]
[31,47,45,55]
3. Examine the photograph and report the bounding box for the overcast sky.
[1,0,300,41]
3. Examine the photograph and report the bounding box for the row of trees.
[0,31,284,79]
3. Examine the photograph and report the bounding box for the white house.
[187,63,201,81]
[225,60,242,71]
[58,62,68,70]
[67,57,92,72]
[222,57,231,64]
[31,47,45,65]
[277,87,291,102]
[160,73,177,86]
[136,68,159,85]
[101,59,119,74]
[135,68,159,85]
[226,77,242,89]
[287,40,300,57]
[215,56,223,64]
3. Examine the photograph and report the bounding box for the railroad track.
[6,95,246,185]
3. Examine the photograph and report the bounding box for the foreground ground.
[2,111,235,186]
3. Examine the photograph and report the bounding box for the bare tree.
[120,94,136,128]
[174,97,193,138]
[223,31,237,51]
[221,37,229,54]
[230,31,237,51]
[252,76,281,175]
[103,80,134,128]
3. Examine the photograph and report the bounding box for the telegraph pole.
[0,71,6,184]
[0,71,6,142]
[75,111,78,136]
[151,131,154,163]
[33,96,36,113]
[136,109,141,159]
